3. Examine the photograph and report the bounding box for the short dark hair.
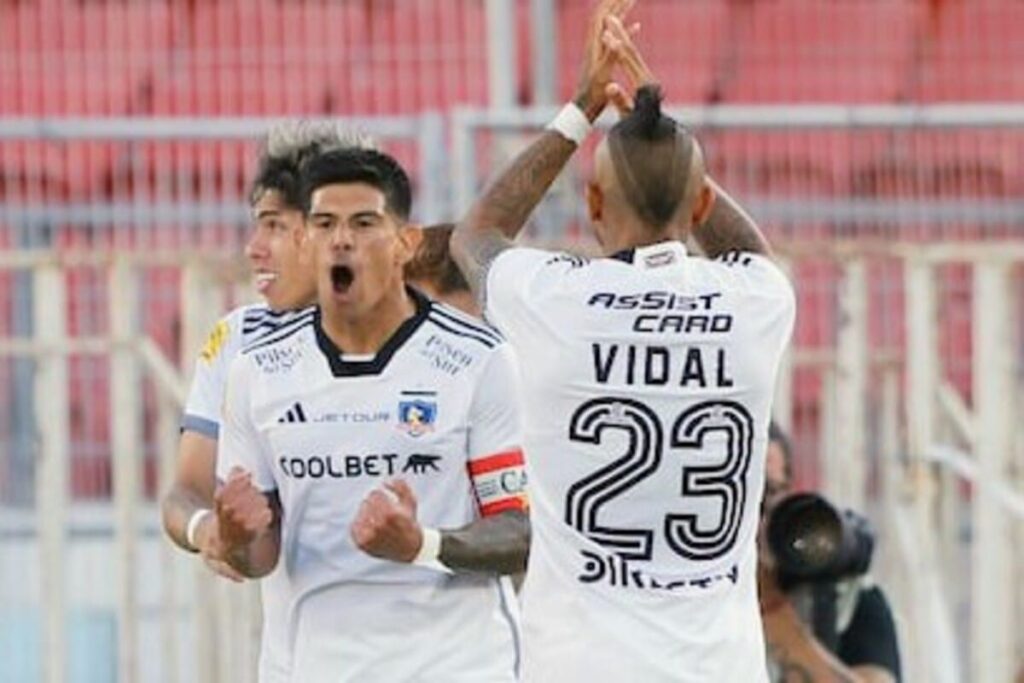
[403,223,469,294]
[250,155,305,210]
[249,122,376,210]
[301,148,413,220]
[607,84,700,229]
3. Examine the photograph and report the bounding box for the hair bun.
[632,84,665,138]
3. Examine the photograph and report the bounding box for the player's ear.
[397,223,423,265]
[586,181,604,223]
[692,180,716,227]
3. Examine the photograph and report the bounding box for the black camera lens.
[767,492,874,584]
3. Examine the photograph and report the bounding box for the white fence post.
[110,258,140,683]
[833,258,867,509]
[905,258,937,458]
[485,0,517,109]
[157,389,180,683]
[33,262,68,683]
[971,260,1015,683]
[530,0,558,106]
[416,113,448,223]
[879,367,901,507]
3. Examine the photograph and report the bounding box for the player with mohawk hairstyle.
[452,2,795,680]
[161,121,376,683]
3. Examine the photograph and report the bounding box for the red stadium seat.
[1,2,46,115]
[1,0,1018,503]
[3,0,1018,117]
[1,1,172,116]
[718,0,922,103]
[143,0,491,116]
[914,0,1024,101]
[558,0,727,104]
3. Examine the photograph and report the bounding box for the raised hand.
[603,14,657,117]
[574,0,639,121]
[350,480,424,563]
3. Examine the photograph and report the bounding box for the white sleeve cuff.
[412,527,454,574]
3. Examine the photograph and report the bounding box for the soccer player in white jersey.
[211,147,529,682]
[161,122,374,682]
[450,2,796,680]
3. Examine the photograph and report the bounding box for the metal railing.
[2,106,1024,681]
[0,242,1020,681]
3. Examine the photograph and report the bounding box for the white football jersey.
[485,241,795,683]
[182,303,313,683]
[216,289,526,683]
[182,304,314,439]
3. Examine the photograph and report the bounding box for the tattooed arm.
[693,177,772,258]
[450,132,578,299]
[351,482,529,575]
[451,0,632,300]
[440,510,530,574]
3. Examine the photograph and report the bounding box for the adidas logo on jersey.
[278,402,308,424]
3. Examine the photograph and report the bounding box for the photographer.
[760,424,902,683]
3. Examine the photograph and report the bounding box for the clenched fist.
[213,467,274,557]
[350,480,423,563]
[193,512,246,583]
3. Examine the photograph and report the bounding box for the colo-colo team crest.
[398,392,437,437]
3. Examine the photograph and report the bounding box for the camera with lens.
[766,492,875,587]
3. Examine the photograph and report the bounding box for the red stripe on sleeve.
[467,448,524,476]
[480,497,528,517]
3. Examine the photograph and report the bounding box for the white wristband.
[545,102,592,146]
[186,508,212,551]
[412,527,453,574]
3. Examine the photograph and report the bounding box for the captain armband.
[468,449,529,517]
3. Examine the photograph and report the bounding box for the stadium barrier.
[1,106,1022,681]
[1,242,1021,682]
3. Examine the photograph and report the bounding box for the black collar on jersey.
[610,248,636,263]
[313,287,430,378]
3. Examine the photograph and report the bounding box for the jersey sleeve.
[215,355,277,492]
[465,342,528,517]
[837,586,902,680]
[484,246,587,335]
[705,252,796,346]
[181,309,245,438]
[707,252,795,304]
